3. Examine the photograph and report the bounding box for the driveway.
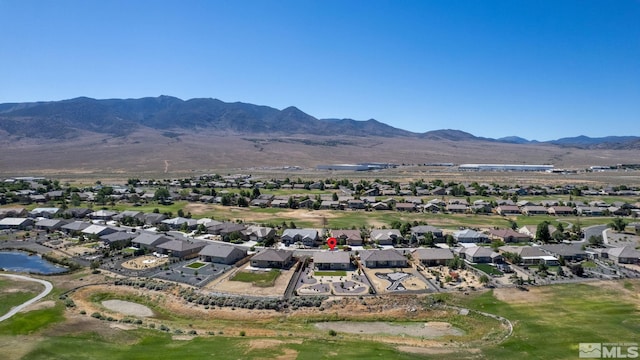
[0,274,53,322]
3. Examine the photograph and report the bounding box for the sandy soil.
[315,321,464,338]
[363,267,431,294]
[102,299,154,317]
[493,285,553,304]
[425,266,483,290]
[20,300,55,313]
[65,243,101,256]
[204,263,296,296]
[121,255,169,270]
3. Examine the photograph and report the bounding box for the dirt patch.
[205,263,296,296]
[102,300,154,317]
[493,285,553,304]
[246,339,301,360]
[121,255,168,270]
[20,300,55,313]
[315,321,464,338]
[397,345,480,355]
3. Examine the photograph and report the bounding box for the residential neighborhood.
[1,174,639,300]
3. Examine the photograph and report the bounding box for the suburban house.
[250,249,294,269]
[518,225,557,239]
[81,224,118,238]
[547,206,575,216]
[34,218,66,231]
[370,202,390,211]
[495,205,521,216]
[0,217,34,230]
[446,204,468,213]
[29,207,60,218]
[100,231,138,248]
[242,225,276,242]
[132,232,172,251]
[600,246,640,264]
[410,225,444,243]
[369,229,403,246]
[332,229,363,246]
[347,199,366,210]
[359,249,408,268]
[199,243,247,264]
[412,248,454,266]
[207,222,247,237]
[487,228,532,243]
[539,244,587,261]
[459,246,502,264]
[521,205,549,215]
[281,228,319,247]
[313,251,352,270]
[61,221,91,234]
[453,229,489,243]
[156,240,205,260]
[89,210,118,221]
[143,213,168,225]
[0,207,27,218]
[161,217,198,230]
[113,210,145,222]
[63,208,92,218]
[395,203,417,212]
[576,206,605,216]
[499,246,558,265]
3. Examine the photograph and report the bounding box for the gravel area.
[315,321,464,338]
[102,300,154,317]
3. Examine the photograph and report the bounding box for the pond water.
[0,251,67,274]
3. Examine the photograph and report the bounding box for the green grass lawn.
[471,263,504,276]
[230,269,281,287]
[314,270,347,277]
[452,282,640,359]
[185,262,207,269]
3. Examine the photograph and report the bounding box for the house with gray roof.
[89,210,118,221]
[161,217,198,230]
[499,246,557,265]
[132,232,171,251]
[313,251,352,270]
[0,217,34,230]
[410,225,444,243]
[281,228,319,247]
[453,229,489,243]
[29,207,60,218]
[142,213,167,225]
[35,218,66,231]
[100,231,138,248]
[369,229,403,245]
[412,248,453,266]
[602,246,640,264]
[0,207,27,218]
[199,243,247,264]
[242,225,276,242]
[113,211,145,222]
[61,220,91,234]
[459,246,502,264]
[250,249,294,269]
[359,249,407,268]
[156,240,205,259]
[332,229,363,246]
[539,244,586,261]
[82,224,118,237]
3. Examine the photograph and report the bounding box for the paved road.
[0,274,53,322]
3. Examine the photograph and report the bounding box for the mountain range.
[1,95,638,150]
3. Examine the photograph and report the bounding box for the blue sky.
[1,0,638,141]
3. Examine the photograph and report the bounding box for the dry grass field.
[2,131,640,183]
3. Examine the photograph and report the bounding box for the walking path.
[0,274,53,322]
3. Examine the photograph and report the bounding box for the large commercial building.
[458,164,554,172]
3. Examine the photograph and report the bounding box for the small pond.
[0,251,68,274]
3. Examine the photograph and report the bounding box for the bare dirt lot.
[121,255,169,270]
[315,320,464,338]
[102,299,154,317]
[204,263,296,296]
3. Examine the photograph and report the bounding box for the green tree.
[479,274,490,286]
[536,221,551,243]
[609,217,627,232]
[154,187,171,201]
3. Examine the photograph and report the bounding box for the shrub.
[328,329,337,336]
[239,331,246,337]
